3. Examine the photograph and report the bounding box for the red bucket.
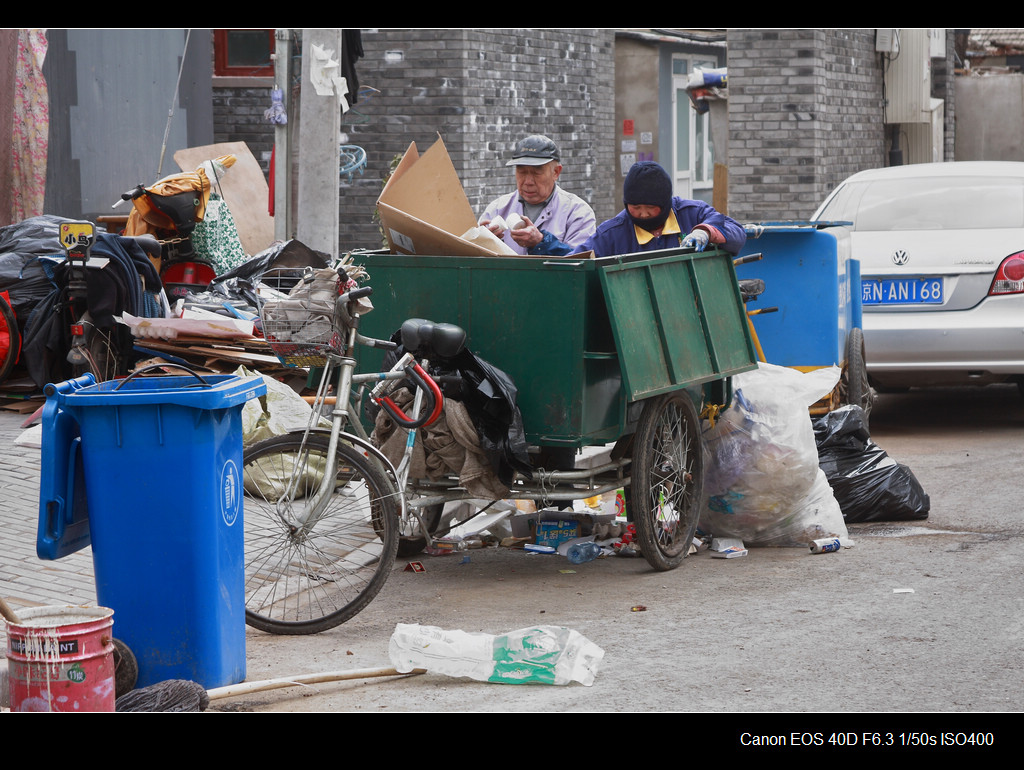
[5,605,116,712]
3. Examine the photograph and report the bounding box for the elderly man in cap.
[576,160,746,257]
[480,134,596,256]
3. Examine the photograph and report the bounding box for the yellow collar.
[634,209,681,245]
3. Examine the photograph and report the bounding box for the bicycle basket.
[257,267,345,367]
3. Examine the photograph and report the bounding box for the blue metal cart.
[733,221,871,418]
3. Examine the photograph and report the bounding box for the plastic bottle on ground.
[565,540,602,564]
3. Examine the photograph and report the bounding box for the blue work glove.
[681,229,710,252]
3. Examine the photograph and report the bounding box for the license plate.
[862,277,943,305]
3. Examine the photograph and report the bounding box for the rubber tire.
[0,293,18,385]
[397,503,444,558]
[629,391,704,571]
[843,327,873,421]
[69,312,129,382]
[112,637,139,698]
[241,432,400,635]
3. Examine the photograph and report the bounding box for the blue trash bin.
[38,367,266,689]
[735,222,862,369]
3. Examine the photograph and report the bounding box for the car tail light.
[989,252,1024,295]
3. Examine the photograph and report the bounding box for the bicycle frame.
[268,285,441,539]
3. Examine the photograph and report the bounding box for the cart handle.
[733,252,763,266]
[375,362,444,429]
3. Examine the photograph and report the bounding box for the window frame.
[213,29,275,77]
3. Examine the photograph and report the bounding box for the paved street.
[1,383,1021,730]
[0,403,96,609]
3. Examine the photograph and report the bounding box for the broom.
[115,667,426,712]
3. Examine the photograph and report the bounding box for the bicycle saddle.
[400,318,467,360]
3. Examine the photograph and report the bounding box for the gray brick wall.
[727,29,886,221]
[342,28,617,251]
[212,85,275,172]
[213,29,616,253]
[932,29,957,162]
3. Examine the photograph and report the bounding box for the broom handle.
[205,666,425,700]
[0,596,22,624]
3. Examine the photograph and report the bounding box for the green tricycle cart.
[352,245,759,573]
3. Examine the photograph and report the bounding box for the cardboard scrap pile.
[132,137,551,381]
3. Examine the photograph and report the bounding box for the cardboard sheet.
[377,137,504,257]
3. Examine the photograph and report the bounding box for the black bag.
[813,405,930,522]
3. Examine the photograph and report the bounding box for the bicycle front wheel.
[241,432,401,635]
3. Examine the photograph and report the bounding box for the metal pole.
[296,29,342,258]
[273,29,292,241]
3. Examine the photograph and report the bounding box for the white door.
[671,56,716,202]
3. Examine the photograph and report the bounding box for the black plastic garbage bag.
[0,215,78,335]
[813,405,930,522]
[210,239,329,286]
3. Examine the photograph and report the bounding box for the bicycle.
[241,266,448,635]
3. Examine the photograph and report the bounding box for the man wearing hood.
[575,161,746,257]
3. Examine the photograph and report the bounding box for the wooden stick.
[204,666,425,700]
[0,596,22,624]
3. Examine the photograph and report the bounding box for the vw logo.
[892,249,909,265]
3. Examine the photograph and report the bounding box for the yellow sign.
[59,222,95,254]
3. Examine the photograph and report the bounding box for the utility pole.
[296,28,342,257]
[272,28,292,242]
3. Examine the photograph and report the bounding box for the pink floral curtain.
[11,29,48,221]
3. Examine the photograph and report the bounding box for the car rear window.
[817,176,1024,231]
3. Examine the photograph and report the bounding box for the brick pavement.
[0,403,97,611]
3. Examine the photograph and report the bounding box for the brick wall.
[726,29,886,222]
[344,28,616,250]
[212,85,276,173]
[214,29,617,253]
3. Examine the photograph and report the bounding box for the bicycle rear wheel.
[242,432,401,635]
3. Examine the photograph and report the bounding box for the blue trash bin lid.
[49,373,266,411]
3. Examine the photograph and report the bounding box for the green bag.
[192,192,250,275]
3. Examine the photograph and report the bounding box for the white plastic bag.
[389,623,605,686]
[699,363,849,546]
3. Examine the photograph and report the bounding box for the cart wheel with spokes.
[629,390,705,571]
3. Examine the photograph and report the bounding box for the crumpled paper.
[309,42,349,109]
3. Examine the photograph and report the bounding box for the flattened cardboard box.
[377,137,502,257]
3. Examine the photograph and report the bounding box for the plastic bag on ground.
[813,404,930,522]
[699,363,849,546]
[389,623,604,686]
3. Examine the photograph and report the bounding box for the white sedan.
[812,161,1024,392]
